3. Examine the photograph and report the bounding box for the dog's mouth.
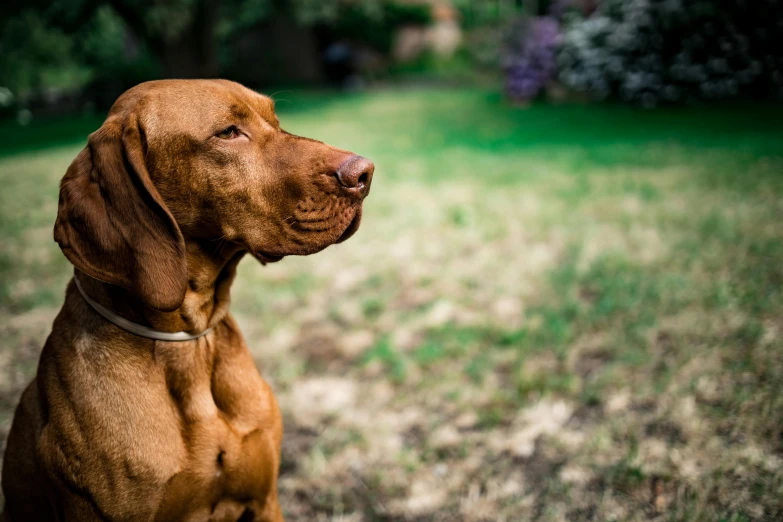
[251,206,363,264]
[252,251,285,264]
[336,206,362,244]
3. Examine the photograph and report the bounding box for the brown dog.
[1,79,373,521]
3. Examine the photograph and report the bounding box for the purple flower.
[504,17,561,102]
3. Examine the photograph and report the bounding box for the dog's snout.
[335,155,374,198]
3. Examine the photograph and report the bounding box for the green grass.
[0,115,103,157]
[1,88,782,521]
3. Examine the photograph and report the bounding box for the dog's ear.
[54,113,188,312]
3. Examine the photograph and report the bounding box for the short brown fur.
[1,79,374,521]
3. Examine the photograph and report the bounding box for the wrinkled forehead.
[114,80,278,137]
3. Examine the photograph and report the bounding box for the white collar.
[74,275,212,342]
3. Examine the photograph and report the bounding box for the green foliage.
[559,0,783,105]
[323,2,432,53]
[293,0,430,26]
[79,7,126,66]
[0,10,90,95]
[0,5,160,101]
[80,7,161,90]
[453,0,523,30]
[141,0,201,40]
[217,0,274,34]
[1,0,436,102]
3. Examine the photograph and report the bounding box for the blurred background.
[1,1,782,520]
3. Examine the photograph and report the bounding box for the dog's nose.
[335,155,374,198]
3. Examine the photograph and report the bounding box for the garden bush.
[558,0,783,106]
[502,1,586,103]
[503,16,561,103]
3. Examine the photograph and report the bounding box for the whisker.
[217,238,228,259]
[209,235,229,261]
[268,90,293,103]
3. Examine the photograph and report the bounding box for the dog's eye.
[216,126,240,140]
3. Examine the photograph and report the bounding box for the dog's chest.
[40,326,281,521]
[154,345,281,520]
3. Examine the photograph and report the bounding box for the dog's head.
[54,79,374,311]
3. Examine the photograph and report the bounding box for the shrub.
[558,0,783,106]
[503,16,561,102]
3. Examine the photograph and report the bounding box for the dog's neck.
[76,240,246,336]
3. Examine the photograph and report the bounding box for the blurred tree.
[11,0,222,78]
[0,0,444,117]
[1,0,416,92]
[0,9,90,96]
[0,1,214,88]
[113,0,219,78]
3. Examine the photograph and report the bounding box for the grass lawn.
[1,88,782,521]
